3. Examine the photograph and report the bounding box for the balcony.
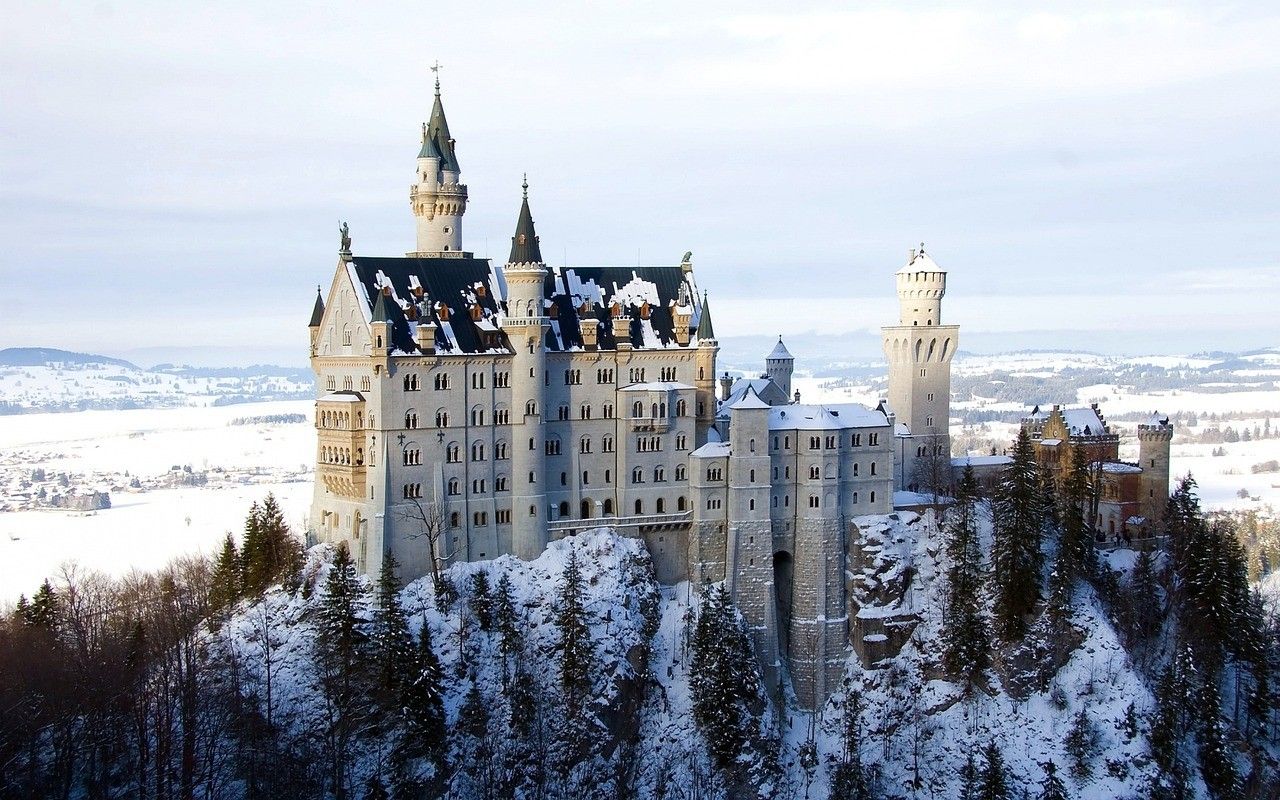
[628,416,672,433]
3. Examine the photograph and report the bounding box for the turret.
[308,285,325,356]
[1137,413,1174,526]
[895,244,947,327]
[409,73,469,256]
[370,286,391,375]
[500,177,549,560]
[765,336,794,398]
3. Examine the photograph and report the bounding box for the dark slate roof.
[543,265,693,351]
[308,288,325,327]
[348,256,506,355]
[417,123,443,160]
[426,91,459,172]
[371,289,390,323]
[696,291,715,339]
[508,192,543,264]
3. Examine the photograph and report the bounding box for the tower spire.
[696,290,715,340]
[508,176,542,264]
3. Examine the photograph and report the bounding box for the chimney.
[908,247,917,263]
[416,320,438,354]
[612,314,631,349]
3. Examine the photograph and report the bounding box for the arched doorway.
[773,551,794,657]
[580,499,592,519]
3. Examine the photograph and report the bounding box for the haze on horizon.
[2,1,1279,367]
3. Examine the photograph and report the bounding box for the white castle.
[308,80,962,708]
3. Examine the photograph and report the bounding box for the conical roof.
[308,286,325,327]
[371,289,390,323]
[767,336,792,360]
[696,291,715,340]
[507,179,543,264]
[425,89,459,172]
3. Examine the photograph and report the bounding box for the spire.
[308,285,325,327]
[423,67,459,172]
[372,289,390,323]
[507,177,543,264]
[696,291,715,340]
[767,335,793,360]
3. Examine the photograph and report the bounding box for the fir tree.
[1064,709,1097,779]
[690,582,760,774]
[1037,761,1067,800]
[1196,677,1239,800]
[399,619,445,762]
[495,571,522,686]
[240,501,265,593]
[1125,548,1161,645]
[555,545,594,717]
[958,751,979,800]
[977,740,1009,800]
[25,579,59,631]
[370,554,416,715]
[1056,449,1093,581]
[942,465,990,688]
[992,429,1045,639]
[315,542,370,797]
[210,532,242,615]
[470,570,493,632]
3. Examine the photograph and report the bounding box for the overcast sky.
[2,1,1278,366]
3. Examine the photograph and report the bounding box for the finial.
[421,122,427,142]
[522,172,528,200]
[430,60,442,95]
[316,284,321,295]
[919,241,926,254]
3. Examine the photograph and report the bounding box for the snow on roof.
[1063,407,1106,436]
[619,381,695,392]
[952,455,1013,467]
[729,387,772,411]
[1102,462,1143,475]
[1143,412,1171,427]
[768,402,887,431]
[1126,516,1148,525]
[1039,438,1062,446]
[896,250,943,274]
[767,337,793,360]
[319,391,365,403]
[691,441,731,458]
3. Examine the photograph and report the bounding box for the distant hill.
[0,347,140,370]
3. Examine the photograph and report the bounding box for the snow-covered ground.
[0,400,314,603]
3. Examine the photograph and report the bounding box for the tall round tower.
[501,178,549,559]
[881,245,959,491]
[1137,413,1173,526]
[765,336,794,399]
[410,76,469,255]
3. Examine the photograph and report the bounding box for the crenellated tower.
[1137,413,1174,526]
[501,177,549,559]
[410,73,469,256]
[694,291,719,444]
[765,336,794,399]
[882,245,959,490]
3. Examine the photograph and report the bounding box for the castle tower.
[1137,413,1173,526]
[308,285,325,357]
[882,245,959,490]
[501,177,549,559]
[409,73,469,256]
[694,291,719,445]
[765,336,794,399]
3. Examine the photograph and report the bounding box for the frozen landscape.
[2,345,1278,608]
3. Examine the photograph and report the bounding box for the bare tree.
[912,435,953,507]
[395,497,456,601]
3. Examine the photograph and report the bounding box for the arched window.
[675,464,686,481]
[471,406,485,426]
[632,401,643,418]
[405,410,419,429]
[603,498,615,515]
[676,399,687,416]
[580,436,592,454]
[525,400,538,416]
[450,512,460,528]
[656,498,666,513]
[558,501,570,518]
[448,478,460,496]
[634,499,644,515]
[632,467,644,484]
[677,496,686,511]
[749,469,755,482]
[435,409,448,428]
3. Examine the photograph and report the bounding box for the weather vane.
[431,60,443,92]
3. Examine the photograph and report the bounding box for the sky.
[2,1,1279,366]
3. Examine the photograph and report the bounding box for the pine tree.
[690,582,760,773]
[942,465,989,687]
[1242,589,1274,737]
[1196,677,1239,800]
[470,570,493,632]
[977,740,1009,800]
[1037,761,1067,800]
[399,619,445,762]
[958,751,979,800]
[370,554,416,716]
[1064,709,1097,779]
[25,579,60,631]
[210,532,242,615]
[240,501,266,594]
[992,428,1045,639]
[555,545,594,717]
[315,542,370,798]
[1125,548,1161,644]
[495,571,522,686]
[1056,449,1092,581]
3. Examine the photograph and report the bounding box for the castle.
[306,80,1170,709]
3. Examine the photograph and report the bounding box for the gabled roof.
[729,386,771,411]
[767,336,793,360]
[508,182,543,265]
[309,287,325,327]
[542,264,692,351]
[718,378,789,415]
[1062,407,1107,437]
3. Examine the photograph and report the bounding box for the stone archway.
[773,550,794,657]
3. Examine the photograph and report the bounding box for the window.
[927,392,934,402]
[434,409,447,428]
[809,466,820,479]
[656,498,666,513]
[471,442,485,461]
[920,368,927,378]
[557,405,570,421]
[675,464,686,481]
[632,467,645,484]
[473,511,488,526]
[785,466,791,479]
[580,436,592,454]
[404,374,420,391]
[450,512,460,528]
[869,433,880,446]
[705,498,722,510]
[925,415,933,428]
[604,498,615,515]
[434,373,450,390]
[326,376,336,391]
[471,479,487,493]
[605,469,612,484]
[564,369,581,385]
[826,435,836,449]
[545,438,562,456]
[496,509,511,524]
[343,376,353,391]
[472,372,486,389]
[749,499,755,511]
[853,463,860,476]
[496,476,509,491]
[495,408,510,425]
[655,467,666,482]
[809,436,821,450]
[405,411,419,429]
[560,472,568,486]
[809,495,819,508]
[851,433,862,447]
[495,371,510,388]
[361,376,371,392]
[632,401,644,418]
[603,403,614,418]
[402,483,422,499]
[707,466,723,481]
[582,470,590,485]
[448,478,460,496]
[853,491,859,504]
[580,404,592,420]
[870,491,876,503]
[676,434,688,450]
[446,443,460,463]
[525,400,538,416]
[602,435,615,453]
[870,462,877,476]
[749,469,755,482]
[403,448,421,466]
[471,407,485,426]
[749,438,756,453]
[634,499,644,514]
[342,327,352,346]
[676,399,687,416]
[495,441,509,460]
